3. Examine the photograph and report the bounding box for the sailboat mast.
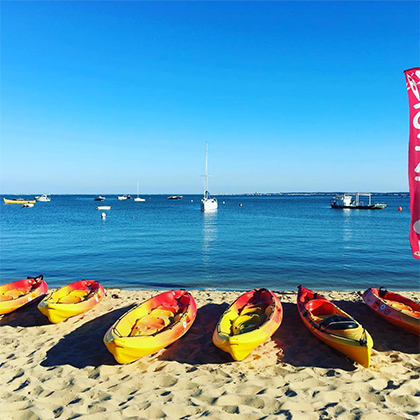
[204,142,209,195]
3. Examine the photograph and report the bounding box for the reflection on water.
[341,209,353,243]
[202,211,218,266]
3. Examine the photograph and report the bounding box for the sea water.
[0,194,418,291]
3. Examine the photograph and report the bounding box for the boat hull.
[331,204,387,210]
[35,195,51,202]
[297,285,373,367]
[0,276,48,315]
[3,198,36,204]
[363,288,420,336]
[104,290,197,364]
[201,198,218,212]
[38,280,105,323]
[213,288,282,361]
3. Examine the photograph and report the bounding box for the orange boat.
[297,285,373,367]
[0,275,48,315]
[212,288,283,361]
[38,280,105,323]
[104,289,197,364]
[363,287,420,336]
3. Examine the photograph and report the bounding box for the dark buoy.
[398,206,402,211]
[239,203,242,207]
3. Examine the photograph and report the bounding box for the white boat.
[96,206,111,210]
[35,194,51,202]
[117,195,129,201]
[134,182,146,202]
[94,196,105,201]
[22,203,35,208]
[201,142,218,212]
[331,193,387,210]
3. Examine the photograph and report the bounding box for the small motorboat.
[363,287,420,336]
[38,280,105,323]
[96,206,111,210]
[35,194,51,202]
[22,203,35,208]
[117,195,131,200]
[3,198,36,205]
[0,275,48,315]
[213,288,282,361]
[297,285,373,367]
[104,290,197,364]
[167,196,183,200]
[94,196,105,201]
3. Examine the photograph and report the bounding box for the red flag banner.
[404,67,420,259]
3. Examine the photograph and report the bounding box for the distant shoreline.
[0,192,410,197]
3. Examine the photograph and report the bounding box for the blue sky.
[1,1,418,194]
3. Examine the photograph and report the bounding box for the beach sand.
[0,289,419,420]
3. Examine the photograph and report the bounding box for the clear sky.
[1,1,418,194]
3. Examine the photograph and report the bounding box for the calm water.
[1,194,419,291]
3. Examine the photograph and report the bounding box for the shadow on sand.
[159,302,233,365]
[331,298,420,354]
[0,296,50,327]
[41,305,135,368]
[272,302,357,371]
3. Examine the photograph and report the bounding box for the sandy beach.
[0,289,419,420]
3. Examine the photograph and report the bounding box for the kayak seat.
[320,315,358,330]
[231,312,267,335]
[3,289,28,300]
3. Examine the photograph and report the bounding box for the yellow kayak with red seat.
[0,275,48,315]
[297,285,373,367]
[212,288,283,361]
[38,280,105,323]
[104,289,197,364]
[362,287,420,336]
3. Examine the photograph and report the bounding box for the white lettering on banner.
[414,220,420,234]
[408,75,420,101]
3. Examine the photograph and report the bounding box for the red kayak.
[0,275,48,315]
[363,287,420,336]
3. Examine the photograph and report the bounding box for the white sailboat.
[201,142,218,212]
[134,182,146,202]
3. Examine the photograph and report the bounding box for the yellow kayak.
[104,290,197,364]
[297,285,373,367]
[213,288,283,361]
[3,198,36,204]
[38,280,105,323]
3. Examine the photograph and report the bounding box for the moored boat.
[104,289,197,364]
[167,195,183,200]
[3,198,36,205]
[0,275,48,315]
[96,206,111,210]
[213,288,282,361]
[22,203,35,208]
[38,280,105,323]
[201,142,218,212]
[134,182,146,202]
[297,285,373,367]
[94,196,105,201]
[331,193,386,209]
[35,194,51,202]
[362,287,420,336]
